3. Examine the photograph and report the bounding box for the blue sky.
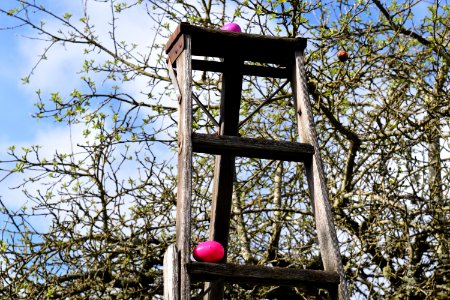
[0,1,83,145]
[0,1,162,214]
[0,23,38,143]
[0,0,157,142]
[0,3,77,213]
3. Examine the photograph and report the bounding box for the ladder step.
[189,262,339,288]
[192,133,314,162]
[192,59,290,78]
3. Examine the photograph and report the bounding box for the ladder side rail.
[291,50,349,300]
[175,34,193,300]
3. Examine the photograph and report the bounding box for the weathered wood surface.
[165,22,306,66]
[192,133,314,162]
[163,244,179,300]
[190,262,339,288]
[191,59,290,78]
[175,35,193,300]
[206,56,243,300]
[291,50,349,300]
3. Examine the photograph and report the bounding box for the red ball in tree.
[193,241,225,263]
[337,50,349,62]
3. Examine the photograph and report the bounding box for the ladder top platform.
[165,22,307,66]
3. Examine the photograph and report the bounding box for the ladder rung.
[189,262,339,288]
[192,59,290,78]
[192,133,314,162]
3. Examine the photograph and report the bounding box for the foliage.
[0,0,449,299]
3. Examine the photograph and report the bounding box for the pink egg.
[220,22,242,33]
[193,240,225,263]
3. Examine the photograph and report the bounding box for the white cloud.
[18,40,86,94]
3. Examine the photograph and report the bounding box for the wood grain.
[192,133,314,162]
[163,244,179,300]
[175,35,193,300]
[190,262,339,288]
[206,56,244,300]
[191,59,290,78]
[291,50,349,300]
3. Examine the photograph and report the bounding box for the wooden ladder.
[163,22,348,300]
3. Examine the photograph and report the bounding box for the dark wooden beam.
[192,133,314,162]
[190,262,340,288]
[191,59,290,78]
[206,56,243,299]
